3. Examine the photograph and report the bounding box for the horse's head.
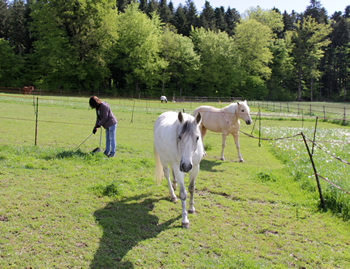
[177,112,202,173]
[237,100,252,125]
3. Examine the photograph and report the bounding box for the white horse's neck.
[223,103,239,124]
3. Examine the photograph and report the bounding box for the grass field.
[0,94,350,268]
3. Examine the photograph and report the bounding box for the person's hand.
[93,127,97,134]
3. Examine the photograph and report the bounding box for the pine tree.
[224,7,240,36]
[199,1,216,31]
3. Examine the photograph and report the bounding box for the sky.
[169,0,348,16]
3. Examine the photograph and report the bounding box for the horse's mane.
[179,119,196,137]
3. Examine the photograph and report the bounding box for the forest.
[0,0,349,101]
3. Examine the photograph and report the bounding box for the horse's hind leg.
[163,166,177,202]
[200,125,207,157]
[233,133,244,162]
[220,133,227,161]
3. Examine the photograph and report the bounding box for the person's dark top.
[95,102,117,129]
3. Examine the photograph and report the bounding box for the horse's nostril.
[180,162,192,172]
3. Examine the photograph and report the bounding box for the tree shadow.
[200,159,224,172]
[90,194,180,268]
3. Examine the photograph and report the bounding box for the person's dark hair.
[89,96,101,109]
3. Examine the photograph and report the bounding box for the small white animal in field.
[160,96,167,103]
[153,111,203,228]
[193,101,252,162]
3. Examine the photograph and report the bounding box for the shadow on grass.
[90,194,180,268]
[200,159,224,172]
[42,149,98,160]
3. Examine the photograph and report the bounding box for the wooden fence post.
[258,109,261,147]
[312,117,318,155]
[35,97,38,146]
[301,132,325,210]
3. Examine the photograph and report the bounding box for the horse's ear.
[237,101,241,105]
[178,111,184,123]
[195,112,201,124]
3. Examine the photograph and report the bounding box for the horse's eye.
[196,136,199,141]
[242,109,245,112]
[178,135,182,140]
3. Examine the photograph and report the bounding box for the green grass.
[1,94,350,268]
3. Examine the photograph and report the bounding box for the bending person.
[89,96,117,157]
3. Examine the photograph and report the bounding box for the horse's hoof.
[188,209,195,214]
[182,222,189,229]
[220,157,225,161]
[239,159,245,162]
[171,197,177,202]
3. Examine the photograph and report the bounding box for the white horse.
[160,96,167,103]
[193,101,252,162]
[153,111,204,228]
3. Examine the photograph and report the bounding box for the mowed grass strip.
[0,96,349,268]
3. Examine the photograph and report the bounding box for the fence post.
[312,117,318,155]
[301,132,325,210]
[258,109,261,147]
[310,104,312,116]
[298,104,300,115]
[130,100,135,123]
[302,109,304,128]
[323,106,325,119]
[343,107,346,125]
[35,97,38,146]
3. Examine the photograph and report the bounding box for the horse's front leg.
[220,133,227,161]
[174,169,189,228]
[188,164,199,214]
[163,166,177,202]
[171,167,177,191]
[233,133,244,162]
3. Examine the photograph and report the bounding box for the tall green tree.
[191,27,240,96]
[183,0,198,36]
[0,0,9,39]
[244,6,284,35]
[158,0,172,23]
[286,16,331,100]
[304,0,328,24]
[235,18,274,99]
[224,7,240,36]
[199,1,215,31]
[0,38,23,86]
[30,0,117,92]
[111,3,167,96]
[7,0,31,55]
[171,5,187,36]
[160,26,200,97]
[214,7,227,32]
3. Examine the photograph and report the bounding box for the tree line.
[0,0,349,101]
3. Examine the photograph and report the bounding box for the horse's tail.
[154,145,163,185]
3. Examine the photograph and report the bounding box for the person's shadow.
[90,194,180,268]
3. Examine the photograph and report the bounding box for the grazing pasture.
[0,94,350,268]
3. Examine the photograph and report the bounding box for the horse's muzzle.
[246,120,252,125]
[180,162,192,173]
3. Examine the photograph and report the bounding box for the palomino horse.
[193,101,252,162]
[153,111,203,228]
[22,86,34,95]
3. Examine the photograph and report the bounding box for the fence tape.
[307,139,350,166]
[317,174,350,195]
